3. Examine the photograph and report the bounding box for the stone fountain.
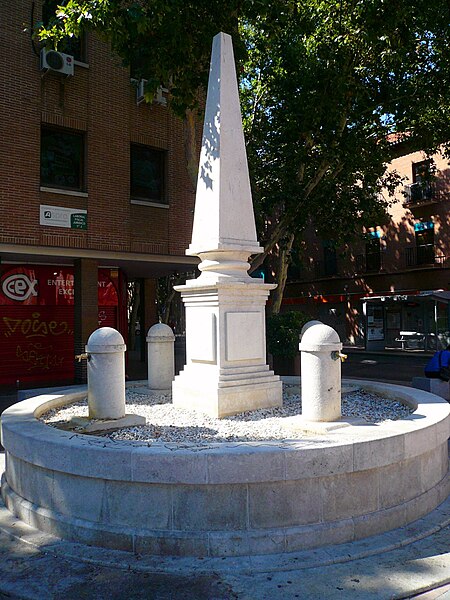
[0,32,449,559]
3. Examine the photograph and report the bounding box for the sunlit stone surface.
[172,32,282,418]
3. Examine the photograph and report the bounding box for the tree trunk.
[128,280,141,351]
[162,288,176,325]
[270,234,295,314]
[183,108,200,190]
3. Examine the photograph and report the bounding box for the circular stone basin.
[1,380,449,558]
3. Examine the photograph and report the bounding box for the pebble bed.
[41,385,414,445]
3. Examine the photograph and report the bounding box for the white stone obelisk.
[172,32,282,418]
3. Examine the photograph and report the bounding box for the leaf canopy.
[39,0,450,277]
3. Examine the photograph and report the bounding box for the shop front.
[363,291,450,352]
[0,264,126,386]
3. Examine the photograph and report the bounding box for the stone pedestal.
[299,323,343,422]
[86,327,126,420]
[147,323,175,391]
[172,282,282,418]
[75,327,146,433]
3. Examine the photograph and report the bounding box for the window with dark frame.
[415,222,435,266]
[130,144,166,204]
[40,127,85,191]
[412,160,432,183]
[323,241,337,276]
[410,159,434,203]
[365,233,381,272]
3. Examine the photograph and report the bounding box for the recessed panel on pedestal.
[226,312,264,361]
[187,310,217,363]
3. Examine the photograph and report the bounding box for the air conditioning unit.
[40,49,74,76]
[154,87,168,106]
[136,78,147,105]
[136,79,167,106]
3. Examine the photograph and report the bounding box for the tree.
[239,1,450,309]
[39,1,450,311]
[38,0,248,187]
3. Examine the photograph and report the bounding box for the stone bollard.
[300,320,323,339]
[86,327,126,419]
[146,323,175,390]
[298,322,345,422]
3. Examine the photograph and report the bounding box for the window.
[42,0,85,61]
[410,160,434,203]
[286,245,302,281]
[415,221,435,265]
[130,144,166,204]
[323,241,337,276]
[365,232,381,272]
[412,160,432,183]
[41,127,85,191]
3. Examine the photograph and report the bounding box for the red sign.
[0,265,119,307]
[0,265,120,386]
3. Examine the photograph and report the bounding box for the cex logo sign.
[1,273,38,302]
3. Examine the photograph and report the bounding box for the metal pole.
[434,300,438,350]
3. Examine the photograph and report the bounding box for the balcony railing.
[353,246,448,272]
[404,245,437,267]
[292,245,449,282]
[403,182,436,206]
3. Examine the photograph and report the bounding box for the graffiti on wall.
[0,265,120,385]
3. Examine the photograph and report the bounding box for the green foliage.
[266,311,308,358]
[37,0,251,116]
[241,0,450,270]
[38,1,450,308]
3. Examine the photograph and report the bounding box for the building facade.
[0,2,197,386]
[284,145,450,352]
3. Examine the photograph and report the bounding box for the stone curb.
[0,488,449,600]
[0,449,450,599]
[0,458,448,576]
[0,493,448,577]
[2,381,449,559]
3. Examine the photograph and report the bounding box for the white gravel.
[41,384,413,444]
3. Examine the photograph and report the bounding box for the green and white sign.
[40,205,87,230]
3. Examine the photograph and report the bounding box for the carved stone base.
[172,282,282,418]
[66,413,146,433]
[173,365,282,418]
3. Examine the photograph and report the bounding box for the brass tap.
[331,351,347,362]
[75,353,90,363]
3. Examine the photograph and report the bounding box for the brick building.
[284,144,450,352]
[0,2,197,386]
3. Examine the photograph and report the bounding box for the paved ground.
[342,349,429,385]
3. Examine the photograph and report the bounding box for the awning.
[361,290,450,303]
[0,243,199,278]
